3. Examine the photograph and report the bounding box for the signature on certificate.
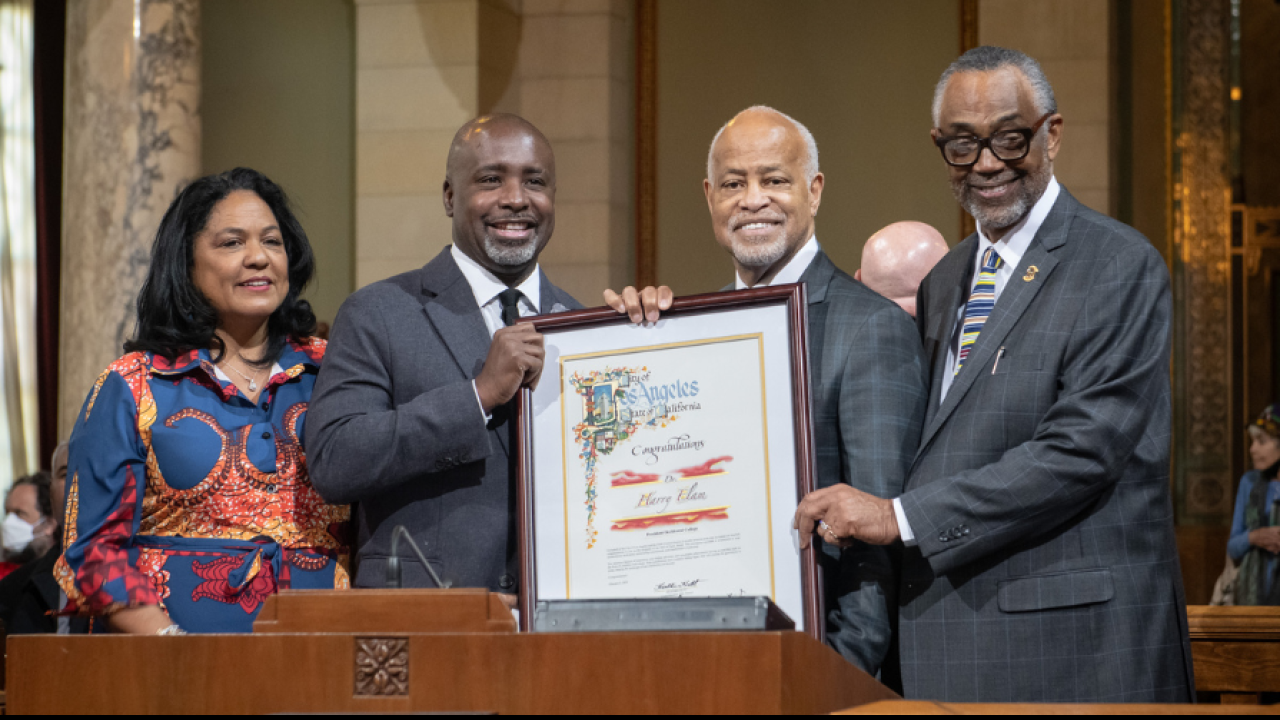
[655,579,705,593]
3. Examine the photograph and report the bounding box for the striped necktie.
[955,247,1003,376]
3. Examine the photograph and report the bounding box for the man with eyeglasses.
[794,46,1193,702]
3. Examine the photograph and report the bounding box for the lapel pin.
[1023,265,1039,282]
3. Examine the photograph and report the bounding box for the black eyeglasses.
[934,113,1054,167]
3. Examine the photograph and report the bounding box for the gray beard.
[483,235,539,266]
[730,234,790,269]
[953,155,1053,233]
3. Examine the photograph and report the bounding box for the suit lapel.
[799,251,835,305]
[919,237,975,429]
[922,281,964,429]
[537,268,572,314]
[420,249,493,380]
[914,191,1076,461]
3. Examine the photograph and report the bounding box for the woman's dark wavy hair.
[124,167,317,366]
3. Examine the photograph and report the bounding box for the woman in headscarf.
[1228,404,1280,605]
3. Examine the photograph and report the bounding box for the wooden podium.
[6,589,897,714]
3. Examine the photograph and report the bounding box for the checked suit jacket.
[764,250,929,676]
[306,247,581,591]
[898,187,1194,702]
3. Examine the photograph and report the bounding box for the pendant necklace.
[224,359,266,393]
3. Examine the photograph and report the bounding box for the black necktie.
[498,288,523,327]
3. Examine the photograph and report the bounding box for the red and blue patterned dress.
[54,338,349,633]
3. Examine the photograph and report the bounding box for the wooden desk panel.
[1186,605,1280,703]
[7,631,895,714]
[841,700,1277,714]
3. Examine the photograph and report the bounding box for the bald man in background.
[309,114,581,598]
[855,222,950,317]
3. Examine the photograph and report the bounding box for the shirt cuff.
[472,380,493,423]
[893,497,916,547]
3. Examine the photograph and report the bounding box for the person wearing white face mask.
[0,444,73,634]
[2,473,51,571]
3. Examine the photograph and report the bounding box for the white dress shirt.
[893,177,1060,546]
[734,235,820,289]
[451,245,542,336]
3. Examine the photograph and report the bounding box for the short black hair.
[10,471,52,519]
[124,168,317,365]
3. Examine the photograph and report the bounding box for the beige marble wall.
[979,0,1112,215]
[59,0,201,437]
[355,0,634,301]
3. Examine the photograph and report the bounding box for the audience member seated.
[853,221,949,317]
[0,442,69,633]
[55,167,349,635]
[1,471,52,577]
[1228,404,1280,605]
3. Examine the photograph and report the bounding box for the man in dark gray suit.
[795,47,1194,702]
[306,115,580,602]
[608,106,928,676]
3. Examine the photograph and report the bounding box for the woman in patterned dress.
[55,168,349,634]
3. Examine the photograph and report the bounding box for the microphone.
[385,525,452,589]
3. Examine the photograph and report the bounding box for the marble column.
[59,0,200,438]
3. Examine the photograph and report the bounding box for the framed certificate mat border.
[516,284,821,641]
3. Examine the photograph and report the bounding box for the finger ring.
[817,521,839,541]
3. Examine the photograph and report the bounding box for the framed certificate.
[516,284,821,640]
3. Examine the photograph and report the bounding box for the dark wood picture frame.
[515,284,822,642]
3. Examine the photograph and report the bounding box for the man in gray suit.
[795,47,1194,702]
[306,115,580,601]
[608,106,928,676]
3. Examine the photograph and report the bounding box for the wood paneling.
[1186,605,1280,704]
[252,588,517,634]
[841,700,1275,714]
[1176,524,1231,605]
[6,630,895,714]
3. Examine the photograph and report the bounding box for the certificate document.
[561,335,775,601]
[520,287,818,635]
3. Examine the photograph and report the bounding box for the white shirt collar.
[974,176,1060,271]
[734,235,820,290]
[451,244,542,312]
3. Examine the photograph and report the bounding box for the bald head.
[707,105,819,184]
[442,113,556,285]
[855,222,949,317]
[446,114,552,181]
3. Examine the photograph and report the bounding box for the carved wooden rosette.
[354,637,409,697]
[1173,0,1233,519]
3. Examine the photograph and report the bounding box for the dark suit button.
[498,574,515,590]
[262,402,270,410]
[961,526,970,536]
[951,528,963,539]
[938,534,949,543]
[261,431,271,440]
